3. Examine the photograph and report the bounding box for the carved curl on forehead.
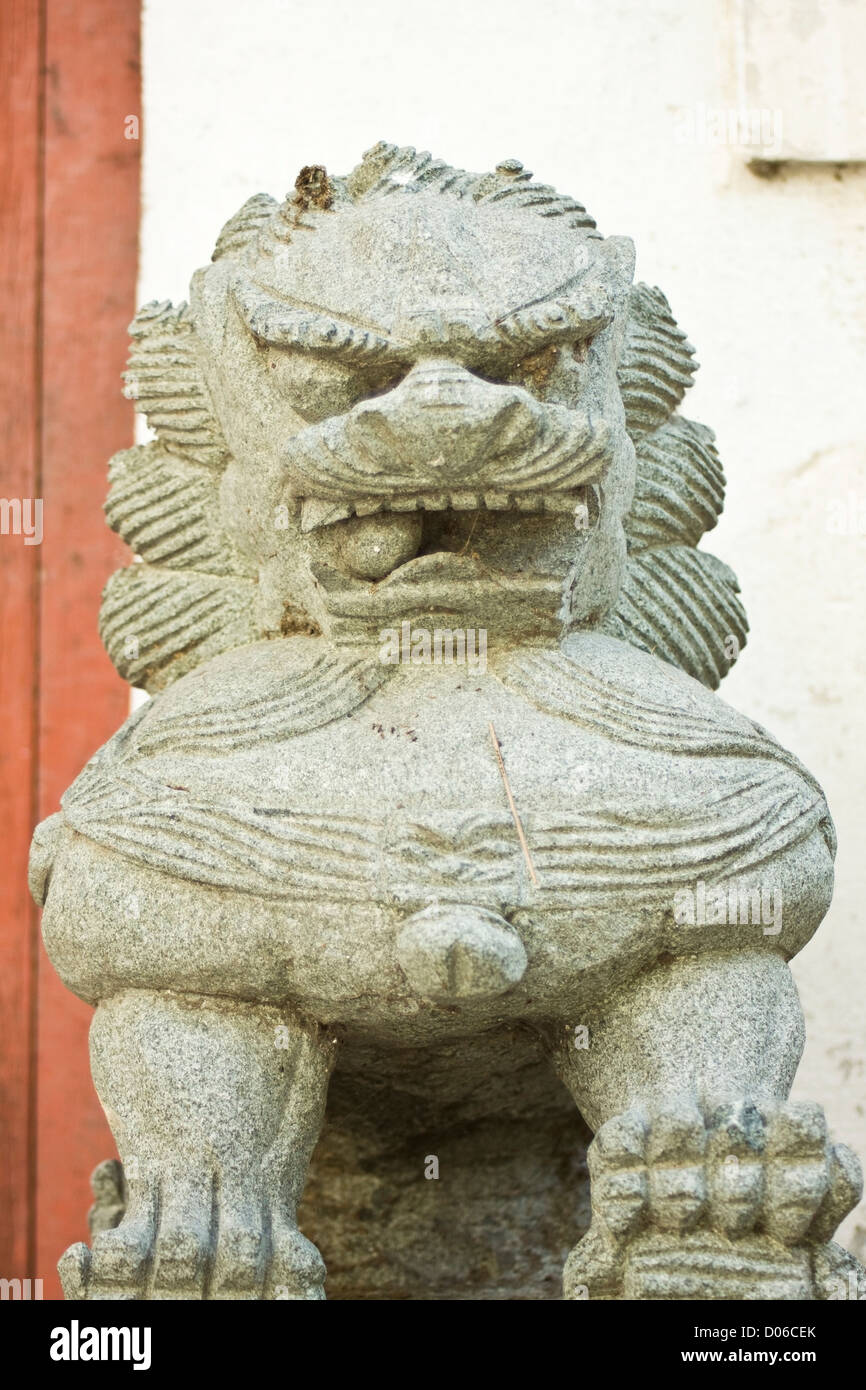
[345,142,600,236]
[228,142,604,260]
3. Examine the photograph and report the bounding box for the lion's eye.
[264,348,364,422]
[513,345,560,393]
[475,344,561,394]
[264,348,410,423]
[363,360,410,400]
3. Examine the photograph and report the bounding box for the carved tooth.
[354,497,387,517]
[515,493,541,512]
[418,493,449,510]
[390,496,421,512]
[484,491,511,509]
[300,498,355,533]
[544,493,579,514]
[450,492,480,510]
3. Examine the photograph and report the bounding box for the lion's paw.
[59,1166,324,1301]
[565,1097,862,1300]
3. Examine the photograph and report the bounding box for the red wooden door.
[0,0,141,1299]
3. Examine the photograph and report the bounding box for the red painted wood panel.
[1,0,140,1298]
[0,0,43,1285]
[36,0,141,1299]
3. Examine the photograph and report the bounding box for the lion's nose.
[400,359,490,410]
[351,359,538,483]
[398,358,513,418]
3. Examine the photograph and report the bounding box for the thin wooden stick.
[489,722,539,887]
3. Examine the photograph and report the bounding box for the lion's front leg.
[59,990,336,1301]
[551,951,862,1300]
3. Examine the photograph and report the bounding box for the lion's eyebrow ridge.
[232,276,406,365]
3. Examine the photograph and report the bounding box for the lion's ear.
[607,284,748,690]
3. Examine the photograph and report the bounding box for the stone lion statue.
[30,143,862,1300]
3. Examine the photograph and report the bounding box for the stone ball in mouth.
[335,511,424,580]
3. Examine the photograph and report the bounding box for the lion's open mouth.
[302,486,595,583]
[298,486,597,639]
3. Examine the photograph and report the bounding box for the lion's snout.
[284,357,610,499]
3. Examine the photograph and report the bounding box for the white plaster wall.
[139,0,866,1256]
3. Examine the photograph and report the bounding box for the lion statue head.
[101,143,745,689]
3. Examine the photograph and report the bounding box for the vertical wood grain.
[0,0,43,1284]
[0,0,141,1298]
[36,0,141,1299]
